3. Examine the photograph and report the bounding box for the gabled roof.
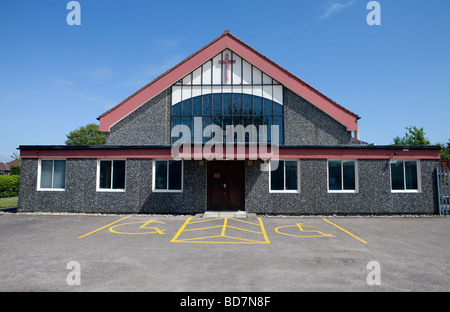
[0,159,20,171]
[7,159,20,167]
[99,31,359,132]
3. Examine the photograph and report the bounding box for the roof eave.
[98,31,359,132]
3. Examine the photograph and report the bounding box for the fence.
[437,167,449,215]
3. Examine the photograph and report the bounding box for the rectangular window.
[97,160,126,191]
[270,160,299,193]
[153,160,183,192]
[390,160,420,192]
[38,159,66,190]
[328,160,357,192]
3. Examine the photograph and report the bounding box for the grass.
[0,196,18,209]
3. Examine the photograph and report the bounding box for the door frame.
[206,161,245,211]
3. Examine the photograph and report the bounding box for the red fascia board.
[20,148,174,159]
[277,147,440,160]
[99,33,359,132]
[20,147,440,160]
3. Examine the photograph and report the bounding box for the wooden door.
[207,161,245,211]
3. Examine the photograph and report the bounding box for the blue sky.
[0,0,449,162]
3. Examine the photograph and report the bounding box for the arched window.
[171,93,283,144]
[171,50,284,145]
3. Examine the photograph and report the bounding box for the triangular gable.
[99,31,359,132]
[172,48,283,109]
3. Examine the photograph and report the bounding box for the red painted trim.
[99,33,359,132]
[277,147,440,160]
[20,148,174,159]
[20,147,440,160]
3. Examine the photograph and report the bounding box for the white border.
[268,159,300,193]
[152,159,184,193]
[96,159,126,192]
[327,159,359,193]
[37,159,66,191]
[389,159,421,193]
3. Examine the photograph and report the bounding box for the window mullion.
[111,160,114,190]
[403,161,407,191]
[51,160,55,188]
[166,160,170,191]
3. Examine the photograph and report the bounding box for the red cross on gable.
[219,53,236,82]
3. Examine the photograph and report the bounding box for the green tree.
[392,126,431,146]
[9,165,21,176]
[65,123,106,146]
[439,140,450,160]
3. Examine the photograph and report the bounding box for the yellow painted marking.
[221,218,228,236]
[275,223,335,238]
[170,216,193,242]
[175,235,223,242]
[109,220,166,235]
[182,225,223,232]
[176,235,267,244]
[322,218,368,244]
[171,217,270,244]
[226,225,263,234]
[259,217,270,244]
[228,218,261,226]
[141,219,165,227]
[78,216,129,239]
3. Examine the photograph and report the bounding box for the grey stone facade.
[19,157,438,215]
[19,158,206,214]
[18,85,439,215]
[105,87,352,147]
[105,89,172,146]
[245,159,438,215]
[283,88,352,145]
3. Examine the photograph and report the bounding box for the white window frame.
[96,159,126,192]
[390,159,421,193]
[37,159,66,191]
[327,159,359,193]
[152,159,184,193]
[268,159,300,193]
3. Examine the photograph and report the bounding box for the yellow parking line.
[322,218,368,244]
[170,216,193,242]
[228,218,261,226]
[182,225,223,232]
[171,216,270,244]
[259,217,270,244]
[226,225,263,234]
[221,218,228,236]
[78,216,129,239]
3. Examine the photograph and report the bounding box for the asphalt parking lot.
[0,212,449,292]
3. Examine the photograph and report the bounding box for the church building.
[18,31,440,214]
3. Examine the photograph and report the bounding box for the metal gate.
[437,167,449,215]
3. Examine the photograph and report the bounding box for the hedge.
[0,175,20,198]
